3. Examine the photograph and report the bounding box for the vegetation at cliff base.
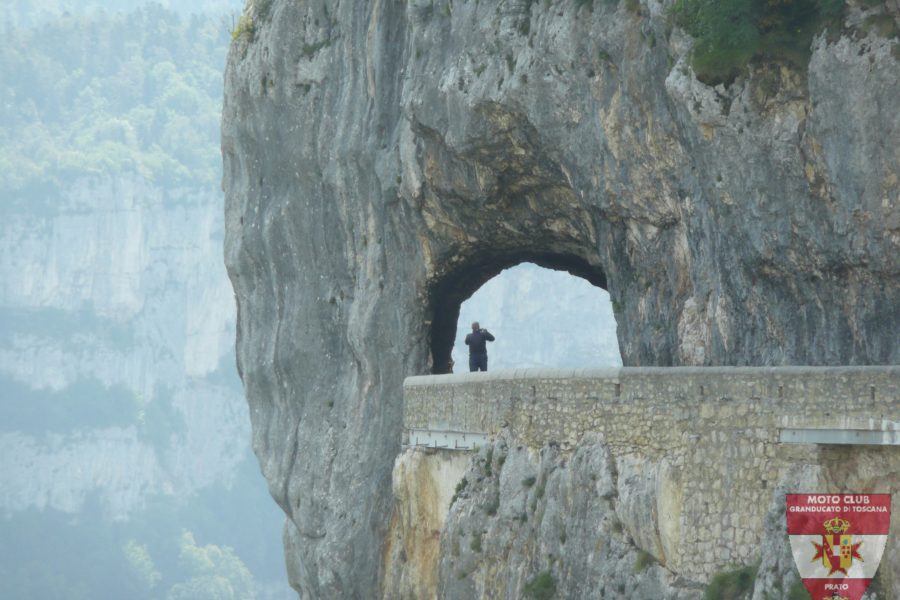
[703,563,758,599]
[671,0,845,83]
[787,578,811,599]
[0,455,286,600]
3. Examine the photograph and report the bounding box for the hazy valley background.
[0,1,619,598]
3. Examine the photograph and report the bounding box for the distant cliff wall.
[451,263,622,369]
[0,174,247,518]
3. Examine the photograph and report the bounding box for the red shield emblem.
[786,494,891,600]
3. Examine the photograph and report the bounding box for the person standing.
[465,321,495,372]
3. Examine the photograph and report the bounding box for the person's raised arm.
[484,330,495,341]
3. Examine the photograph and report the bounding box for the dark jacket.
[464,329,495,356]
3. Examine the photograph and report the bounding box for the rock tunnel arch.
[427,251,612,374]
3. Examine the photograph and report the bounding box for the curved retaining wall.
[402,367,900,577]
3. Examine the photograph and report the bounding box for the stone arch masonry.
[403,366,900,580]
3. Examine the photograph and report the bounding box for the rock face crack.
[223,1,899,596]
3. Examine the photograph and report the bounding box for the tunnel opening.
[453,263,622,371]
[428,252,615,374]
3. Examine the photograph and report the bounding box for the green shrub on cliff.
[703,563,758,599]
[633,549,656,573]
[786,579,810,599]
[231,14,254,42]
[469,531,482,553]
[671,0,845,83]
[450,476,468,505]
[523,570,556,600]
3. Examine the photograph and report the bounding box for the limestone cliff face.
[222,0,899,596]
[424,434,702,600]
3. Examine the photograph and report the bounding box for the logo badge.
[786,494,891,600]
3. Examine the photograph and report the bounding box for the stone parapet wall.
[403,367,900,578]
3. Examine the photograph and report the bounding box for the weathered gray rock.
[432,433,703,599]
[222,0,899,596]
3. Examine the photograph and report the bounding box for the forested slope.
[1,6,229,195]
